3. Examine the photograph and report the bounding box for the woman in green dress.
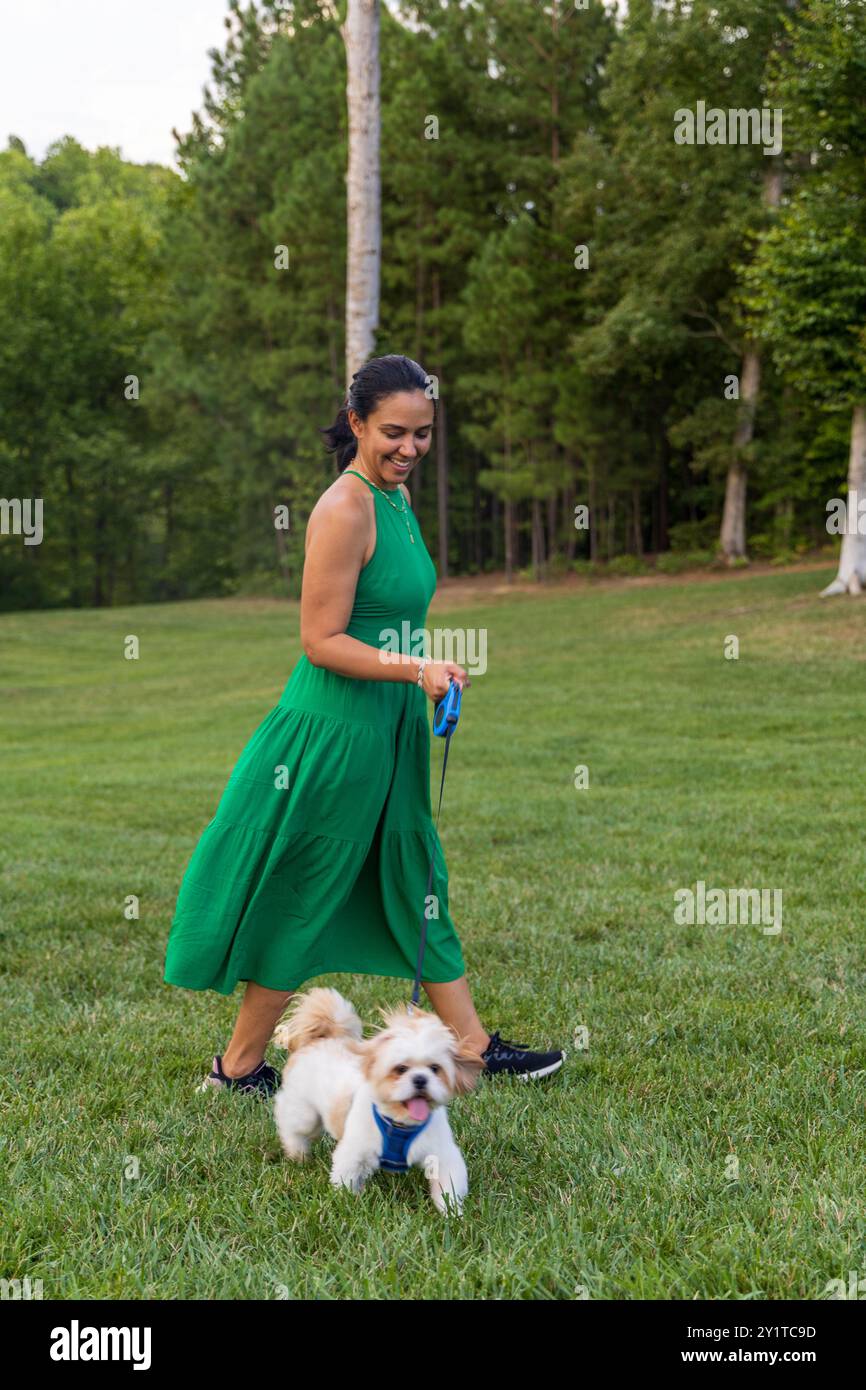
[163,355,564,1094]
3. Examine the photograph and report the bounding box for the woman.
[163,355,564,1094]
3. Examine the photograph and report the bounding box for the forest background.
[1,0,864,609]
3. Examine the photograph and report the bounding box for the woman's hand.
[421,660,470,701]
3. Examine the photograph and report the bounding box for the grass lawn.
[2,563,865,1300]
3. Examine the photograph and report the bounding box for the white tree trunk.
[820,403,866,597]
[341,0,380,385]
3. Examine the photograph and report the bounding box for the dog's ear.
[272,1022,293,1051]
[452,1042,486,1095]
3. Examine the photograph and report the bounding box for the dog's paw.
[429,1172,468,1217]
[431,1187,465,1217]
[330,1158,376,1194]
[330,1168,367,1194]
[279,1136,311,1163]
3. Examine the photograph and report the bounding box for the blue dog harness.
[371,1102,433,1172]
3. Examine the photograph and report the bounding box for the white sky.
[0,0,232,168]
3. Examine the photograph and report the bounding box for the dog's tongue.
[406,1097,430,1122]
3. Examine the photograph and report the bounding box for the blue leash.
[409,680,463,1008]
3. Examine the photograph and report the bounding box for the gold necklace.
[345,467,415,544]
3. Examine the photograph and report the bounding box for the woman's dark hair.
[321,354,433,472]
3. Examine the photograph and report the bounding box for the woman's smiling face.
[350,390,434,488]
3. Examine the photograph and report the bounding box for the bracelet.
[416,657,428,687]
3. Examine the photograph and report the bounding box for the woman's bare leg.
[221,976,489,1078]
[221,982,294,1078]
[422,976,490,1059]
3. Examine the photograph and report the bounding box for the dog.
[271,987,485,1214]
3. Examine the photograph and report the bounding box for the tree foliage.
[2,0,863,608]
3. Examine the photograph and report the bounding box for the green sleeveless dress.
[162,469,466,996]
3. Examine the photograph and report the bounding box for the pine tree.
[742,0,866,594]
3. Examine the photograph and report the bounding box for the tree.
[561,0,794,562]
[380,0,502,575]
[0,140,171,609]
[458,0,613,580]
[157,0,348,595]
[743,182,866,592]
[719,162,783,561]
[3,0,863,611]
[740,0,866,594]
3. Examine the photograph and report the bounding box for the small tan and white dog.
[272,987,485,1214]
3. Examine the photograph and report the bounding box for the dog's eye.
[430,1064,441,1074]
[393,1065,408,1075]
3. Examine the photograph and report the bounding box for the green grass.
[3,564,866,1300]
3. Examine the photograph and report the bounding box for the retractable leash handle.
[409,679,465,1010]
[433,678,462,737]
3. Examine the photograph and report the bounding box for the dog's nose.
[411,1073,428,1089]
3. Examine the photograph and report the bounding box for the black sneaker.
[480,1031,565,1080]
[198,1053,280,1099]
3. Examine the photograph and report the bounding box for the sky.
[0,0,233,169]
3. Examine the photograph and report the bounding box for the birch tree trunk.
[341,0,380,385]
[820,403,866,597]
[719,162,783,561]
